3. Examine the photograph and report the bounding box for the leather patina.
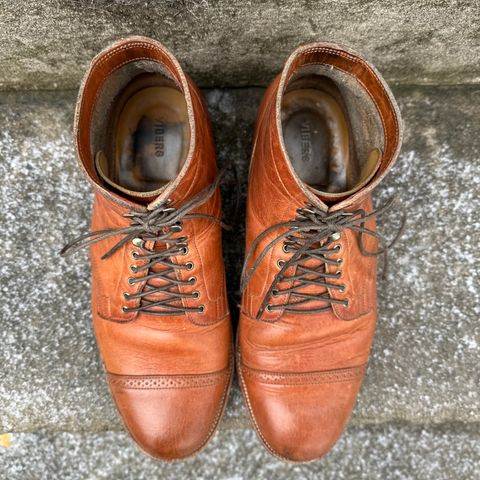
[63,37,233,461]
[238,43,403,463]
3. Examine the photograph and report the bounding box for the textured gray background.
[1,85,479,478]
[2,425,480,480]
[0,0,480,90]
[1,1,480,478]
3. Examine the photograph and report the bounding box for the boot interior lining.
[89,62,189,196]
[112,84,189,193]
[282,87,351,193]
[281,68,385,197]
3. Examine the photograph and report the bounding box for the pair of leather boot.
[62,37,402,462]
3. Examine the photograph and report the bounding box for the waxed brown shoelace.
[61,174,228,316]
[241,198,405,319]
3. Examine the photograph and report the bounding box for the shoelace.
[61,174,228,316]
[240,198,405,319]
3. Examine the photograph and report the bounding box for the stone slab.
[1,1,480,90]
[0,85,479,433]
[1,424,479,480]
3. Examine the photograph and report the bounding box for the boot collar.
[273,42,403,212]
[74,36,203,212]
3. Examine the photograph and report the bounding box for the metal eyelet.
[132,238,143,247]
[272,289,279,296]
[127,277,135,286]
[130,265,137,273]
[335,270,342,278]
[277,259,285,268]
[334,244,341,252]
[121,305,128,313]
[185,262,194,271]
[330,232,341,241]
[339,284,346,293]
[188,276,197,284]
[336,258,343,265]
[123,292,130,299]
[180,246,189,255]
[266,304,274,312]
[198,305,205,313]
[192,291,200,299]
[282,244,289,253]
[131,251,139,259]
[343,300,349,308]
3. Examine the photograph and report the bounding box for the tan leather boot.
[238,43,403,462]
[62,37,233,461]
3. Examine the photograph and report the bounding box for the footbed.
[110,86,189,193]
[281,71,383,199]
[282,88,351,193]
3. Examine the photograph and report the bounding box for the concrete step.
[1,424,479,480]
[0,1,479,90]
[0,85,479,435]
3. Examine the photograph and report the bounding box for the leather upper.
[73,37,232,460]
[239,43,402,462]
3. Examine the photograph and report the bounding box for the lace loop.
[241,197,405,319]
[61,173,227,316]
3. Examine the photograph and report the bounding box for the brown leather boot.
[238,43,403,462]
[62,37,233,461]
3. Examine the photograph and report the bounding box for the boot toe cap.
[239,363,365,462]
[108,368,231,461]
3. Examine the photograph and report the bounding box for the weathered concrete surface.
[1,424,480,480]
[0,85,479,434]
[1,1,479,91]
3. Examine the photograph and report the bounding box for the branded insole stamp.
[281,88,350,194]
[114,86,189,193]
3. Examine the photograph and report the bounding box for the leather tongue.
[95,151,166,202]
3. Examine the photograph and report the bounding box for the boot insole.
[113,86,189,193]
[281,89,351,194]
